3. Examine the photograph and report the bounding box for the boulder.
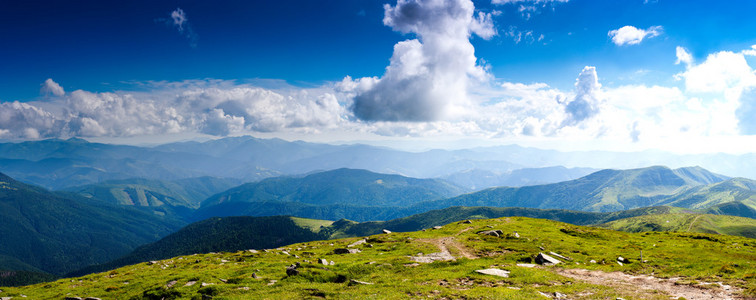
[617,256,630,264]
[286,264,299,276]
[475,268,510,278]
[549,251,571,261]
[382,229,392,234]
[477,230,503,237]
[432,226,443,230]
[535,253,562,265]
[319,258,329,265]
[165,280,178,288]
[462,220,473,224]
[333,248,350,254]
[348,239,367,248]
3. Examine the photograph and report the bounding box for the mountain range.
[4,136,756,191]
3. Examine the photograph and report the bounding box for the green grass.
[290,217,334,233]
[3,216,754,299]
[599,213,756,239]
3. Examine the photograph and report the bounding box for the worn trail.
[555,268,741,300]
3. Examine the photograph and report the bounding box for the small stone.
[462,220,473,224]
[554,292,567,299]
[281,251,290,256]
[201,282,214,287]
[516,263,537,268]
[349,279,374,285]
[165,280,178,288]
[319,258,329,265]
[513,231,520,238]
[252,273,259,279]
[382,229,392,234]
[185,281,197,286]
[476,268,510,278]
[64,298,82,300]
[590,260,597,264]
[329,260,335,265]
[147,261,158,265]
[84,298,101,300]
[247,249,259,253]
[220,259,229,263]
[617,256,630,264]
[219,279,227,283]
[267,280,277,286]
[432,226,443,230]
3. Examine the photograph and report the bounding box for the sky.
[2,0,756,153]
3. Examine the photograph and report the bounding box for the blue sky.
[2,0,756,153]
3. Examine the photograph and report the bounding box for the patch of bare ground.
[555,268,744,300]
[410,236,478,263]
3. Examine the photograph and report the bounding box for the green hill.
[416,166,737,213]
[65,177,240,220]
[3,217,754,299]
[69,216,330,277]
[194,168,467,221]
[599,213,756,239]
[0,172,185,285]
[72,205,738,279]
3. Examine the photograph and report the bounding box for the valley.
[0,137,754,298]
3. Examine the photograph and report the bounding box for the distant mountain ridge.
[419,166,733,213]
[194,168,468,221]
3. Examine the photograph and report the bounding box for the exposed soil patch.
[410,237,478,262]
[555,268,743,300]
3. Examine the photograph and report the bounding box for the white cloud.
[171,8,187,31]
[608,25,662,46]
[40,78,65,97]
[675,46,693,66]
[350,0,493,122]
[563,66,602,126]
[160,7,198,48]
[0,81,350,139]
[492,0,569,19]
[492,0,568,3]
[678,50,756,96]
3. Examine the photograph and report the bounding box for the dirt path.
[555,268,741,300]
[687,215,703,232]
[410,236,478,262]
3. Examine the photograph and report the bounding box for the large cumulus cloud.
[349,0,494,122]
[0,80,348,139]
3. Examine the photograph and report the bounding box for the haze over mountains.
[2,136,756,287]
[3,136,756,191]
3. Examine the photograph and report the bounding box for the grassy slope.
[2,217,754,299]
[600,213,756,239]
[65,177,239,209]
[68,216,328,277]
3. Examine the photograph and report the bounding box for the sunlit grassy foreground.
[2,217,754,299]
